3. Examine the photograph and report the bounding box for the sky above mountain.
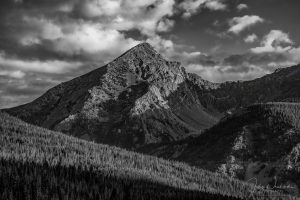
[0,0,299,108]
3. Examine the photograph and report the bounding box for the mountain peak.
[132,42,155,51]
[134,42,154,49]
[110,42,164,71]
[5,42,220,148]
[122,42,158,57]
[108,41,183,84]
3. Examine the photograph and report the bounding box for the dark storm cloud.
[0,69,68,108]
[0,0,231,70]
[196,55,219,67]
[184,53,219,66]
[223,52,288,67]
[0,75,41,108]
[0,0,76,62]
[3,85,42,96]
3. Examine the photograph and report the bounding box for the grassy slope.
[0,112,295,200]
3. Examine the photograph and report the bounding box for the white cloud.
[228,15,264,34]
[184,29,300,83]
[244,34,258,43]
[14,0,179,69]
[0,53,82,74]
[73,0,176,36]
[19,16,63,46]
[74,0,121,18]
[146,38,210,66]
[146,35,175,58]
[0,70,26,79]
[205,0,227,11]
[51,23,140,57]
[183,51,203,58]
[179,0,206,18]
[250,30,300,66]
[183,29,299,83]
[251,30,294,53]
[20,37,40,46]
[156,18,175,32]
[289,47,300,63]
[237,4,248,11]
[18,17,140,61]
[16,0,178,40]
[179,0,227,19]
[185,63,268,82]
[14,0,231,68]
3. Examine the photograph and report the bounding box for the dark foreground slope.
[4,43,218,149]
[0,112,295,200]
[141,103,300,196]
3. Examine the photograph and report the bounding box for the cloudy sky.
[0,0,299,108]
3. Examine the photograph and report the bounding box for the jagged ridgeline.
[0,112,295,200]
[4,43,300,152]
[4,43,219,149]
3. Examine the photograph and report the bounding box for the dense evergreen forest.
[0,112,297,200]
[262,102,300,129]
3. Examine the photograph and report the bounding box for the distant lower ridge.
[139,103,300,197]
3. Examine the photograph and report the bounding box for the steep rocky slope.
[4,43,219,149]
[140,103,300,196]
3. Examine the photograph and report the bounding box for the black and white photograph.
[0,0,299,199]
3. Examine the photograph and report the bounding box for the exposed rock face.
[5,43,218,149]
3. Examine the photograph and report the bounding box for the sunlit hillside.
[0,112,295,200]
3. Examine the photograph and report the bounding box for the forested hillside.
[0,112,295,200]
[263,102,300,129]
[140,103,300,196]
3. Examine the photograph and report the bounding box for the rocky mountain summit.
[4,43,300,150]
[5,43,219,149]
